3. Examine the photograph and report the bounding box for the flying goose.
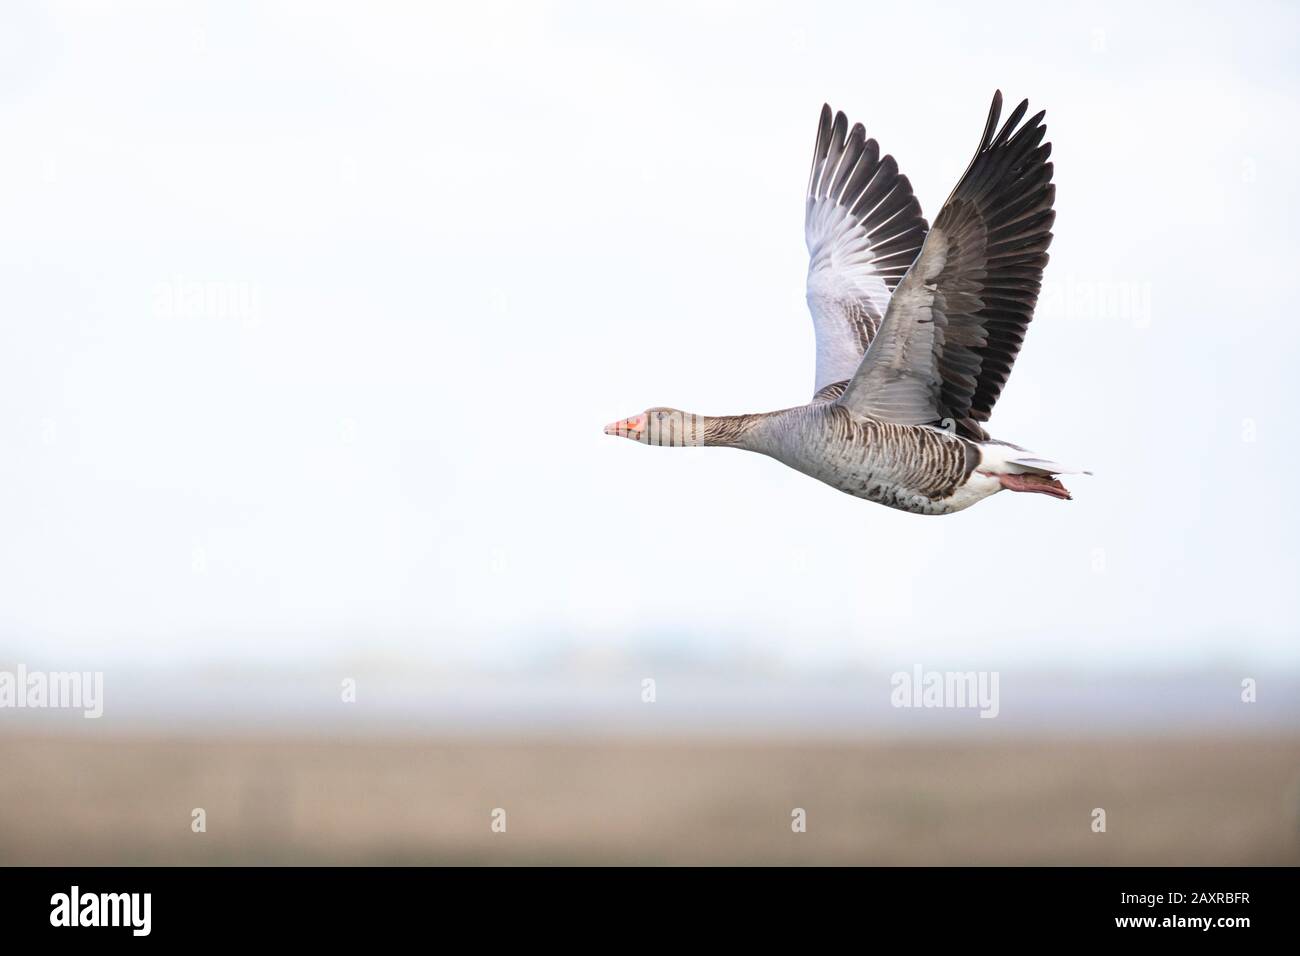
[604,92,1087,515]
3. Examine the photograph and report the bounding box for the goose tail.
[977,441,1091,501]
[1002,454,1092,477]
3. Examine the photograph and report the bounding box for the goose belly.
[930,469,1004,513]
[767,416,991,515]
[809,458,991,515]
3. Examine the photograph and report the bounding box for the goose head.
[603,407,705,446]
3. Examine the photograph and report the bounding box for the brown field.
[1,734,1297,865]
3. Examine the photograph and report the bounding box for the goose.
[603,91,1088,516]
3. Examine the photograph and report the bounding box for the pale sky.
[0,0,1297,678]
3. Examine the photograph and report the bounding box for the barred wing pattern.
[838,92,1055,440]
[805,104,928,399]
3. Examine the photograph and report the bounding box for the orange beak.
[603,414,646,437]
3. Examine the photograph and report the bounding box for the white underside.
[938,469,1004,512]
[936,441,1092,513]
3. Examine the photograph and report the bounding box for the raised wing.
[805,105,928,400]
[837,91,1055,439]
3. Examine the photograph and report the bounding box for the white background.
[0,2,1295,703]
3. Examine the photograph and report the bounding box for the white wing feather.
[803,104,928,398]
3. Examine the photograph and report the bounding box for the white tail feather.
[980,443,1093,477]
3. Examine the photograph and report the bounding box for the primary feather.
[804,104,928,399]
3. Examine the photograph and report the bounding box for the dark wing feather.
[837,91,1055,439]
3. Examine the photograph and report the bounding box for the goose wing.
[837,92,1055,439]
[805,104,928,400]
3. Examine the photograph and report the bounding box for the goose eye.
[656,412,666,421]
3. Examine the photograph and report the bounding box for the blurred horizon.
[3,660,1295,738]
